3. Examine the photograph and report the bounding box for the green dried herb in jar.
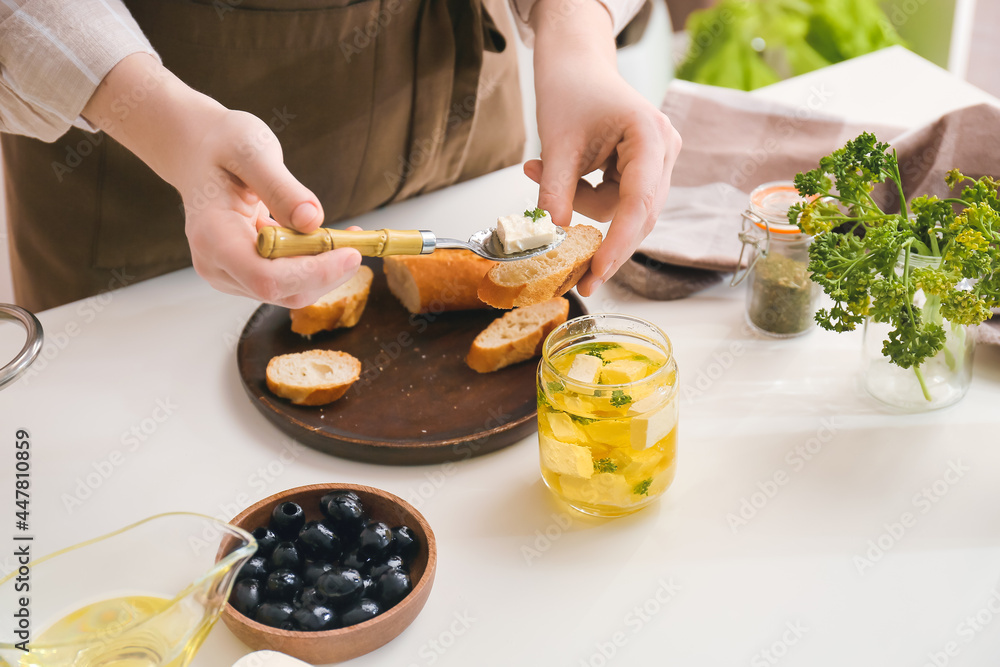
[733,181,821,338]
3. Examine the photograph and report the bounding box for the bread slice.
[477,225,602,309]
[466,298,570,373]
[266,350,361,406]
[290,265,374,336]
[384,250,496,314]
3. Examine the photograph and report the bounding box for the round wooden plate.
[236,258,587,465]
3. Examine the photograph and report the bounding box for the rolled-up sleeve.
[0,0,159,142]
[508,0,646,45]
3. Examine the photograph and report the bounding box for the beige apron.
[2,0,525,312]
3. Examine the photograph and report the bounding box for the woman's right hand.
[83,54,360,308]
[177,109,361,308]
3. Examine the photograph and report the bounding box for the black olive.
[270,501,306,540]
[374,569,411,608]
[297,586,329,608]
[255,601,296,630]
[361,576,375,596]
[230,578,263,618]
[292,604,337,632]
[270,542,302,571]
[302,561,335,586]
[357,522,392,559]
[391,526,420,562]
[339,598,380,627]
[251,526,279,560]
[369,555,404,581]
[341,549,371,572]
[316,567,363,607]
[298,521,342,561]
[266,569,304,603]
[236,556,269,582]
[320,493,365,538]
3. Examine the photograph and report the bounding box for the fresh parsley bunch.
[788,133,1000,376]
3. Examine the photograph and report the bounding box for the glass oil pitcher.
[0,513,255,667]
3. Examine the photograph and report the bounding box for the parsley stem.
[901,243,932,402]
[891,151,910,220]
[901,239,918,323]
[861,190,885,215]
[913,365,932,402]
[909,238,933,256]
[941,198,970,207]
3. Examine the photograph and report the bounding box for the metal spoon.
[256,226,566,261]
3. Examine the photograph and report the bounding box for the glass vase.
[862,253,976,411]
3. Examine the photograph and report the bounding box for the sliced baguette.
[384,249,496,314]
[477,225,602,309]
[466,297,570,373]
[290,265,374,336]
[266,350,361,406]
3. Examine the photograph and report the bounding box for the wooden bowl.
[218,484,437,664]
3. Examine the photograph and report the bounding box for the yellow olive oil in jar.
[537,315,678,517]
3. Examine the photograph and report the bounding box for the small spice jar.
[733,181,821,338]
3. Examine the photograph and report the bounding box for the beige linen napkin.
[663,80,905,191]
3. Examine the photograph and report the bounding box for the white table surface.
[3,48,1000,666]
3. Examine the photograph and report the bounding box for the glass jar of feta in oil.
[733,181,822,337]
[537,315,678,517]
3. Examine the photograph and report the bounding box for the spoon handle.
[257,228,434,259]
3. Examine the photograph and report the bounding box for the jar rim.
[748,181,813,236]
[540,314,675,390]
[896,248,944,269]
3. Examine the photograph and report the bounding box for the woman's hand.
[83,54,360,308]
[176,109,361,308]
[527,0,681,295]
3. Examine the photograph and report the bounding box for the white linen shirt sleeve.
[0,0,159,142]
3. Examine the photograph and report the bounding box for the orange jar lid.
[748,181,812,235]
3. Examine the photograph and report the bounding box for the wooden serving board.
[236,258,587,465]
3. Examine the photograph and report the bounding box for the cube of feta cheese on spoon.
[495,211,560,254]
